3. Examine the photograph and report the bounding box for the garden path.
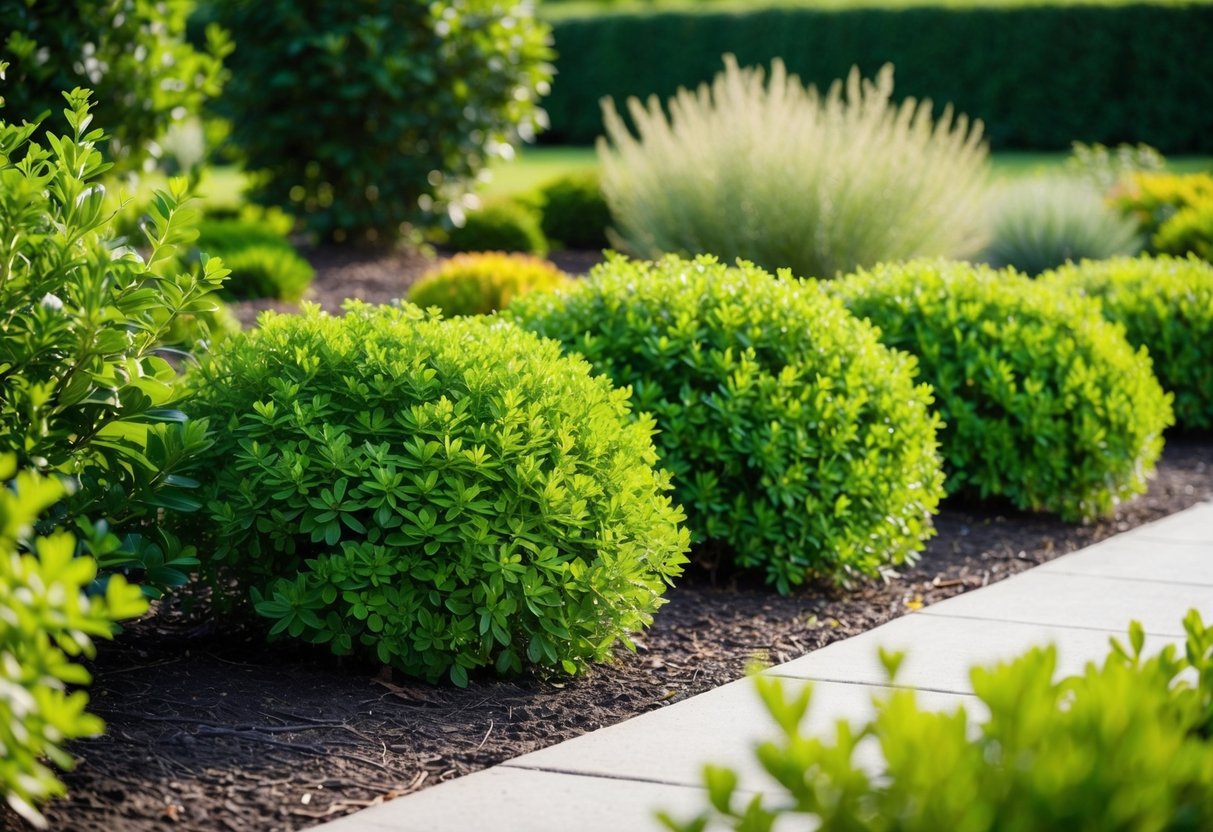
[307,500,1213,832]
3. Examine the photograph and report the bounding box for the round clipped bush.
[1042,255,1213,430]
[538,172,612,250]
[446,200,549,256]
[179,303,688,685]
[408,252,572,317]
[833,260,1173,521]
[509,254,946,591]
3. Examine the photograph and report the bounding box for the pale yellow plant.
[598,56,991,279]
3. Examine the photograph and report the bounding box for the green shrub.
[537,172,611,250]
[446,199,550,255]
[408,252,571,316]
[599,58,989,280]
[178,303,689,685]
[0,0,228,171]
[0,87,224,595]
[213,244,314,302]
[661,610,1213,832]
[543,3,1213,151]
[210,0,553,243]
[1064,141,1166,192]
[1154,202,1213,262]
[1110,172,1213,241]
[509,254,945,591]
[0,459,147,828]
[1042,255,1213,430]
[196,212,295,253]
[833,260,1172,521]
[982,176,1142,276]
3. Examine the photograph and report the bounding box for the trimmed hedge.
[542,2,1213,150]
[833,260,1172,521]
[1043,255,1213,429]
[510,254,946,591]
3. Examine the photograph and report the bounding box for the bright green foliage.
[0,87,226,595]
[982,176,1142,276]
[0,458,147,829]
[1043,255,1213,430]
[1154,202,1213,262]
[834,260,1172,521]
[210,0,553,243]
[661,610,1213,832]
[447,199,549,256]
[409,252,571,317]
[0,0,228,172]
[537,172,611,250]
[178,303,689,685]
[599,58,989,280]
[194,214,312,301]
[509,254,945,591]
[1111,172,1213,241]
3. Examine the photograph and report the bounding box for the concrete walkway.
[311,501,1213,832]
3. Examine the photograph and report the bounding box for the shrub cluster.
[408,253,571,317]
[1043,255,1213,430]
[0,87,224,594]
[599,58,989,279]
[662,610,1213,832]
[982,176,1141,276]
[196,215,314,302]
[210,0,553,242]
[178,304,689,685]
[542,2,1213,151]
[0,461,147,828]
[537,172,612,250]
[446,199,549,256]
[509,254,945,591]
[833,260,1172,521]
[0,0,228,171]
[1111,172,1213,261]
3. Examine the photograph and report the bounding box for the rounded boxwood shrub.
[537,172,611,250]
[408,252,571,317]
[833,260,1173,521]
[179,303,688,685]
[1042,255,1213,430]
[446,200,549,256]
[509,254,946,591]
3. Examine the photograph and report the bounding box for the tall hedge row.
[541,3,1213,150]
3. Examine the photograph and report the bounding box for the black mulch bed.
[8,248,1211,831]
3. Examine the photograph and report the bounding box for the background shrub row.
[540,2,1213,150]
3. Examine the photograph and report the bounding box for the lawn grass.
[483,146,1213,197]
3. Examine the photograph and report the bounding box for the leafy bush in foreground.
[0,87,225,594]
[834,260,1172,521]
[446,199,549,256]
[599,57,989,279]
[661,610,1213,832]
[510,255,945,591]
[0,459,147,828]
[537,172,611,250]
[982,176,1141,276]
[1043,255,1213,430]
[179,304,689,685]
[408,252,571,317]
[211,0,552,242]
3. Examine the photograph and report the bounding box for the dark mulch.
[11,247,1211,831]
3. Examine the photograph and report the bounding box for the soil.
[8,248,1212,832]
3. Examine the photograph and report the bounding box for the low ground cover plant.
[408,253,571,317]
[178,303,689,685]
[1043,255,1213,430]
[510,254,945,591]
[598,58,989,279]
[0,86,226,595]
[982,176,1141,275]
[662,610,1213,831]
[210,0,553,242]
[445,199,549,255]
[536,172,611,250]
[0,460,147,828]
[833,260,1172,521]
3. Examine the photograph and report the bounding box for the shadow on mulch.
[10,436,1210,832]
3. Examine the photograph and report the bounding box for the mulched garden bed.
[11,248,1211,832]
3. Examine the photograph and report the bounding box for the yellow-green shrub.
[1110,171,1213,240]
[408,253,572,317]
[1154,202,1213,261]
[1043,255,1213,430]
